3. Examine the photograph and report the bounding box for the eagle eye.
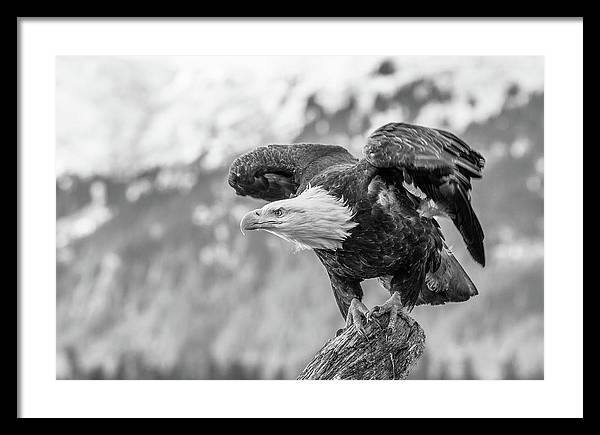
[273,208,284,217]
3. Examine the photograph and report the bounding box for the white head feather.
[257,185,358,251]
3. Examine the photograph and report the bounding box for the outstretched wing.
[365,122,486,266]
[228,143,357,202]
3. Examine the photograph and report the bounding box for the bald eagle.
[228,122,485,334]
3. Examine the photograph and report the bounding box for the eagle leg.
[366,291,404,336]
[345,298,373,338]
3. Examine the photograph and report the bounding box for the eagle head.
[239,185,358,251]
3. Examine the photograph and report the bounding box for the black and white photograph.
[55,55,544,381]
[18,18,583,418]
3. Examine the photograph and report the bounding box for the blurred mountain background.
[56,56,544,380]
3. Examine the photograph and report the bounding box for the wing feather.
[365,122,486,266]
[228,143,357,202]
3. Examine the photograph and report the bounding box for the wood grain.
[298,311,425,380]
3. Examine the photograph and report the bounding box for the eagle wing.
[365,122,486,266]
[228,143,357,202]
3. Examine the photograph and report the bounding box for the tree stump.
[298,311,425,380]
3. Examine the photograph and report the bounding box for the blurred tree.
[462,356,478,380]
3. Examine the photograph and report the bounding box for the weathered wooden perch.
[298,311,425,380]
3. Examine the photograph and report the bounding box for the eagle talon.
[368,305,383,317]
[369,291,404,336]
[365,311,383,330]
[346,298,371,339]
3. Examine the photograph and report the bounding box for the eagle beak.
[240,209,262,235]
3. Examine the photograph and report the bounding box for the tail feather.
[418,246,478,306]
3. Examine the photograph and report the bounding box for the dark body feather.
[228,122,485,318]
